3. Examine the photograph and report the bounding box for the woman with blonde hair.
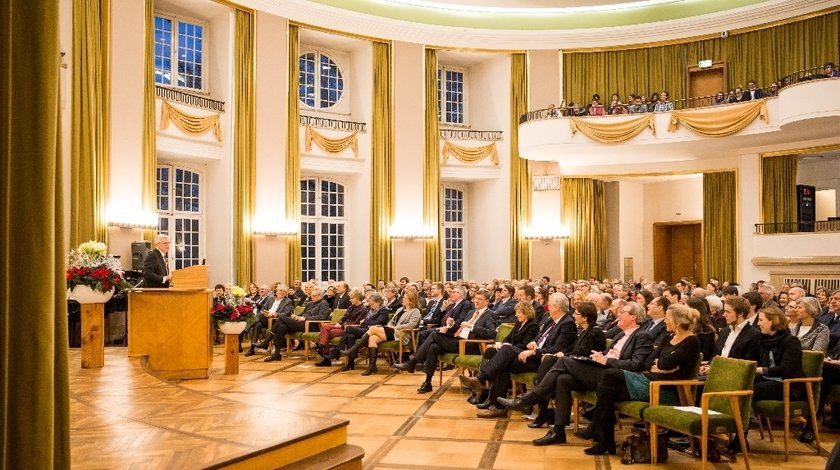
[363,290,423,375]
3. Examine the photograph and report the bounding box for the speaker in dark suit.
[142,235,171,288]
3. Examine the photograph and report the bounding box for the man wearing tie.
[416,283,446,347]
[393,286,476,393]
[142,234,171,288]
[819,290,840,350]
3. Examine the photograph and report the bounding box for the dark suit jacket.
[300,299,330,321]
[333,292,351,310]
[421,298,444,326]
[532,300,547,324]
[819,311,840,350]
[469,308,501,340]
[536,314,578,356]
[439,299,474,335]
[604,328,653,372]
[492,298,516,323]
[264,296,294,317]
[502,319,540,350]
[713,322,760,361]
[141,249,169,288]
[567,326,607,356]
[361,306,389,327]
[385,296,403,314]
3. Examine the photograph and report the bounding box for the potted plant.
[211,285,256,334]
[66,241,132,304]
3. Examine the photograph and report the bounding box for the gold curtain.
[141,0,156,241]
[304,126,358,156]
[761,155,798,233]
[370,41,395,282]
[703,171,738,284]
[285,24,302,284]
[159,101,222,141]
[1,0,70,466]
[570,114,655,143]
[562,178,607,280]
[442,141,499,165]
[423,48,442,281]
[669,100,767,136]
[510,53,531,279]
[563,11,840,102]
[71,0,110,246]
[232,9,255,287]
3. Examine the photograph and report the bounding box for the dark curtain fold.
[1,0,71,466]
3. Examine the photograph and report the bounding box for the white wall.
[465,54,511,279]
[799,155,840,217]
[617,181,644,282]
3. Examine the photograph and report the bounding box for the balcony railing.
[155,85,225,112]
[754,219,840,234]
[520,64,837,125]
[299,114,367,133]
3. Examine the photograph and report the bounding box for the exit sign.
[698,59,713,68]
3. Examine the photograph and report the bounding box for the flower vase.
[71,285,115,304]
[219,321,247,335]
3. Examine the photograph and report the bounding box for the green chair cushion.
[300,332,320,343]
[753,400,814,417]
[511,372,537,387]
[439,353,458,366]
[615,400,649,420]
[453,355,480,370]
[644,406,739,436]
[573,390,598,405]
[286,332,304,340]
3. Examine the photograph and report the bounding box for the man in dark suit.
[468,293,578,418]
[383,287,403,314]
[640,297,672,365]
[333,281,351,310]
[517,285,546,323]
[746,80,763,100]
[498,301,653,445]
[819,290,840,351]
[257,286,330,362]
[142,234,171,288]
[393,286,474,393]
[697,297,760,374]
[419,282,445,330]
[492,284,517,323]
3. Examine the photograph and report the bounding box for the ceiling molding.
[241,0,836,50]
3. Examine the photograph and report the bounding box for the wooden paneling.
[128,288,213,379]
[653,222,702,285]
[687,62,727,107]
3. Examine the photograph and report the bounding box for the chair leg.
[650,423,659,464]
[765,417,775,442]
[572,397,579,432]
[783,406,790,461]
[512,380,518,399]
[807,386,821,456]
[439,362,443,386]
[701,417,708,470]
[731,396,750,470]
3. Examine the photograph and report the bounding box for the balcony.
[518,78,840,168]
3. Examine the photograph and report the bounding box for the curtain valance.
[668,100,768,137]
[304,126,358,157]
[570,114,655,143]
[442,140,499,165]
[160,100,222,141]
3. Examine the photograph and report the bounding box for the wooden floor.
[70,345,838,469]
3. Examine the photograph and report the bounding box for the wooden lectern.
[128,276,212,379]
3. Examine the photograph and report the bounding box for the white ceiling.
[383,0,659,10]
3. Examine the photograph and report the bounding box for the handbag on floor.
[620,428,668,464]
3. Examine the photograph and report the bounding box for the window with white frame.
[156,165,204,270]
[438,65,466,125]
[300,178,346,281]
[299,51,344,110]
[154,14,206,91]
[443,185,466,281]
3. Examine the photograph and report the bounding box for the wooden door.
[687,62,726,108]
[653,222,703,285]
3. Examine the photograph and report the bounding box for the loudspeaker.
[720,31,729,38]
[797,184,816,232]
[131,241,151,270]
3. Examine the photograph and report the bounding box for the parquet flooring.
[70,346,839,469]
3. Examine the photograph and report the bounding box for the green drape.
[564,11,840,104]
[761,155,798,234]
[71,0,110,246]
[371,41,395,282]
[141,0,156,241]
[232,9,255,286]
[285,25,302,284]
[1,0,71,466]
[562,178,607,280]
[703,171,738,284]
[423,48,442,281]
[510,53,531,279]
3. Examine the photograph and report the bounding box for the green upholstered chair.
[571,354,702,432]
[643,356,756,470]
[297,309,347,360]
[752,350,824,461]
[379,328,418,365]
[446,323,515,386]
[511,371,537,398]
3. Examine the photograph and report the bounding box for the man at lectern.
[142,234,171,288]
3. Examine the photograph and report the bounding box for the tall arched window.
[443,185,466,281]
[300,178,346,281]
[298,51,344,110]
[156,164,204,270]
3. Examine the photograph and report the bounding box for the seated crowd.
[215,275,840,461]
[544,60,840,118]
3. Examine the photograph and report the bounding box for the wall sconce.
[107,212,159,230]
[523,225,570,244]
[252,219,298,237]
[389,225,435,240]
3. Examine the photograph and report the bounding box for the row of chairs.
[510,351,825,469]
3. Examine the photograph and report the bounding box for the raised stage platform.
[68,348,362,469]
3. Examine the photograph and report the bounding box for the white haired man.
[142,234,171,288]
